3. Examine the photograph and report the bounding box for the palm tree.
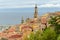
[49,15,60,34]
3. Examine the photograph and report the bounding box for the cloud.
[0,0,36,8]
[0,5,35,8]
[39,4,60,8]
[37,0,60,4]
[0,4,60,8]
[0,0,60,8]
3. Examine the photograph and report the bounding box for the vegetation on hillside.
[25,15,60,40]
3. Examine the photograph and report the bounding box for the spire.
[34,4,38,18]
[21,16,24,24]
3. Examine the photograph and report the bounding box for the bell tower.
[21,16,24,24]
[34,4,38,18]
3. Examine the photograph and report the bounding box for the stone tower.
[21,16,24,24]
[34,4,38,18]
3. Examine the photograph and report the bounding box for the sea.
[0,7,60,32]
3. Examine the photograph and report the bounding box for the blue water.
[0,7,60,32]
[0,7,60,25]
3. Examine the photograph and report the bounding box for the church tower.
[21,16,24,24]
[34,4,38,18]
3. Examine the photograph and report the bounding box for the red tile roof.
[9,34,22,38]
[21,25,32,30]
[30,21,35,23]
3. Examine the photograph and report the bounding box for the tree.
[34,30,42,40]
[1,38,8,40]
[24,28,57,40]
[49,15,60,34]
[28,32,35,40]
[57,35,60,40]
[25,30,42,40]
[42,28,56,40]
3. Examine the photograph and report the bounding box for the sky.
[0,0,60,25]
[0,0,60,8]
